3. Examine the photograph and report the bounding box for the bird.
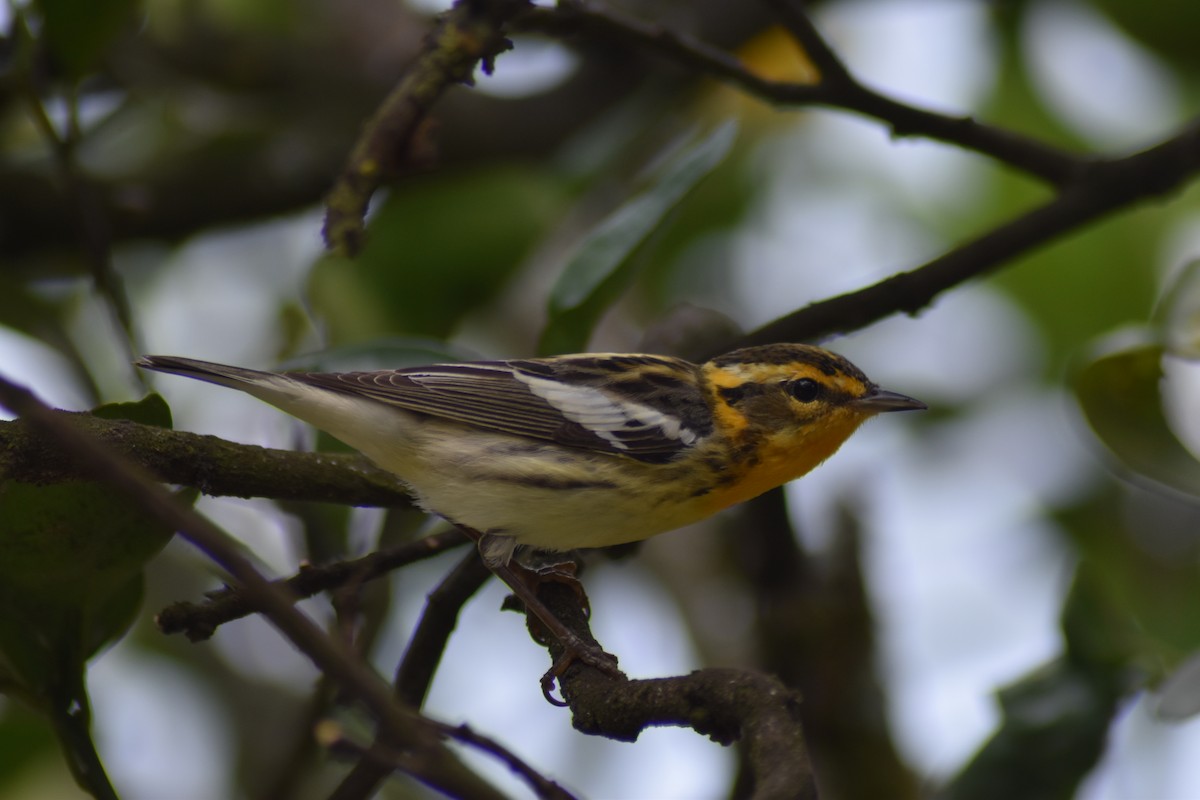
[138,343,924,693]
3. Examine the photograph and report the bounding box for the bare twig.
[729,117,1200,350]
[324,719,578,800]
[515,1,1083,185]
[395,551,494,707]
[156,530,467,640]
[0,375,506,800]
[434,721,579,800]
[323,0,532,254]
[332,551,494,800]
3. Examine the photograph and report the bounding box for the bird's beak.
[856,387,927,413]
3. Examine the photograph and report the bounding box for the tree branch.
[0,376,507,800]
[533,580,817,800]
[155,529,469,641]
[323,0,532,254]
[730,117,1200,349]
[0,411,412,507]
[516,1,1083,185]
[324,718,578,800]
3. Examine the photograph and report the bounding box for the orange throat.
[699,415,867,514]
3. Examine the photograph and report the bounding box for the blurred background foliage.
[5,0,1200,798]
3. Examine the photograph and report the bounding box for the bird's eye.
[787,378,822,403]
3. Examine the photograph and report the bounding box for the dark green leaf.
[0,397,182,709]
[1073,344,1200,496]
[539,121,738,355]
[308,165,566,342]
[90,393,172,428]
[939,570,1129,800]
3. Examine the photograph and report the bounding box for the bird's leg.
[514,554,591,617]
[459,527,624,703]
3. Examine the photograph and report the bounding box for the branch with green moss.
[0,411,413,508]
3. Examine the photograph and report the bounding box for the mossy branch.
[0,411,412,508]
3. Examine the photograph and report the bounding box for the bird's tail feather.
[136,355,282,391]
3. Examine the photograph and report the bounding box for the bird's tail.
[136,356,283,391]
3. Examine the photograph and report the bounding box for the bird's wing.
[296,355,715,463]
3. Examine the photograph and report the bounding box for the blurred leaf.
[0,394,181,702]
[37,0,141,80]
[539,120,738,355]
[89,392,171,428]
[1155,258,1200,359]
[939,659,1120,800]
[309,165,567,342]
[1057,486,1200,674]
[981,13,1162,367]
[940,568,1133,800]
[0,276,62,343]
[0,394,183,794]
[1073,343,1200,496]
[0,700,61,792]
[993,206,1162,369]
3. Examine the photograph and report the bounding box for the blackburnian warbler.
[138,344,923,686]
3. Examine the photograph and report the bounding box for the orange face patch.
[696,407,869,514]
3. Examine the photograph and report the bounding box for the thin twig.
[323,0,532,254]
[434,721,579,800]
[156,529,468,640]
[332,551,493,800]
[324,719,578,800]
[515,1,1083,185]
[0,375,506,800]
[395,551,494,707]
[728,117,1200,350]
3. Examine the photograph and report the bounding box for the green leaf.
[90,392,172,428]
[308,165,566,342]
[0,395,184,794]
[940,569,1130,800]
[1073,343,1200,496]
[1057,487,1200,672]
[0,397,182,703]
[539,120,739,355]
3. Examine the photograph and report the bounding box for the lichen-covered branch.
[0,412,412,507]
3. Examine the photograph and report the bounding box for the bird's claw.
[540,642,623,706]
